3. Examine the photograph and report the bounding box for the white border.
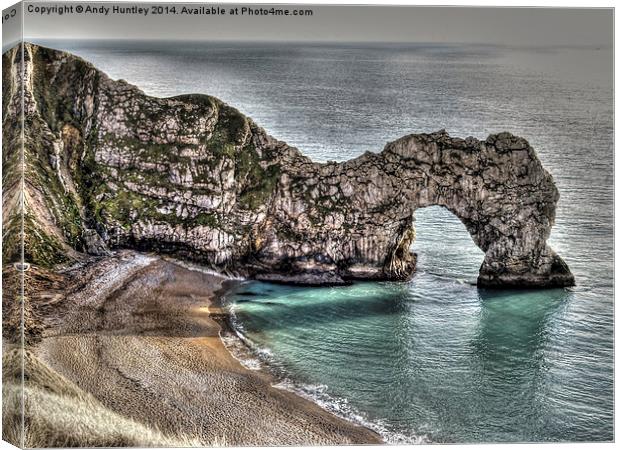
[0,2,615,450]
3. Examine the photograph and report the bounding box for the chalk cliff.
[2,43,574,288]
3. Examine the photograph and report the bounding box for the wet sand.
[36,252,382,446]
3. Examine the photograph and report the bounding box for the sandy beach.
[26,251,381,446]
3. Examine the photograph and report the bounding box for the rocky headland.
[3,43,574,288]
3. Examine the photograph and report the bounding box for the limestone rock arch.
[257,130,575,288]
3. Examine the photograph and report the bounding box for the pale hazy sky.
[2,1,613,47]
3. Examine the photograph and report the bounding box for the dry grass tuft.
[2,265,67,346]
[2,348,213,448]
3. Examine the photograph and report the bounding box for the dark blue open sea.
[35,39,613,443]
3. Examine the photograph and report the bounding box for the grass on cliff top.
[2,349,224,448]
[2,210,69,271]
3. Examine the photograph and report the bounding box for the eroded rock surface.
[2,43,574,288]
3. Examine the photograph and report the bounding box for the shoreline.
[212,279,419,445]
[173,266,390,445]
[25,251,383,447]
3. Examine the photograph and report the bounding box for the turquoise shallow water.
[226,207,612,443]
[34,40,613,443]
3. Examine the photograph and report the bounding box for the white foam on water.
[271,378,429,444]
[219,332,264,371]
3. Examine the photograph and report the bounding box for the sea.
[31,39,613,443]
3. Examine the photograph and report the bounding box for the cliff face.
[3,43,574,288]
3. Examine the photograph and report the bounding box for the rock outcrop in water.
[2,43,574,288]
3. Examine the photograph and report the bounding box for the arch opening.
[411,206,485,283]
